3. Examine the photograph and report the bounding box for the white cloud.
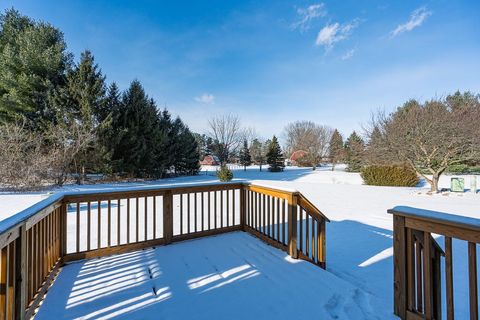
[390,7,432,38]
[341,49,355,60]
[315,19,359,49]
[291,3,327,31]
[194,93,215,104]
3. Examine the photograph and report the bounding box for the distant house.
[289,150,307,166]
[200,155,220,166]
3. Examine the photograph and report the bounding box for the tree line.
[0,9,199,189]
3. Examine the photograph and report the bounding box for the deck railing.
[389,206,480,320]
[0,182,328,319]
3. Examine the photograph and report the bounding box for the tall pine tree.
[239,139,252,171]
[266,136,285,172]
[0,9,72,127]
[345,131,365,172]
[329,129,345,171]
[111,80,164,178]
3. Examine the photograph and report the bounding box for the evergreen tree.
[0,9,72,127]
[111,80,164,177]
[250,138,265,171]
[51,50,107,181]
[345,131,365,172]
[329,129,345,171]
[239,139,252,171]
[266,136,285,172]
[173,118,200,175]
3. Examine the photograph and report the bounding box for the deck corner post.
[393,214,407,319]
[163,190,173,245]
[318,219,326,269]
[240,187,246,231]
[287,194,298,259]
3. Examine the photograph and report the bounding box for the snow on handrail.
[0,181,304,235]
[388,205,480,231]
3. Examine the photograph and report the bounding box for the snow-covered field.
[2,165,480,319]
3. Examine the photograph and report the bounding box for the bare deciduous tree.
[368,94,480,192]
[0,121,95,190]
[208,114,242,164]
[284,121,333,169]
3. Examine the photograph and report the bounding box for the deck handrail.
[0,181,329,319]
[389,206,480,320]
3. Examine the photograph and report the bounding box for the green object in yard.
[451,177,465,192]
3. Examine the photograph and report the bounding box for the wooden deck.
[35,232,380,320]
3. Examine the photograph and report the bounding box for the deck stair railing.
[389,206,480,320]
[0,182,328,320]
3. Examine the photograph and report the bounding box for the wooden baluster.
[97,200,101,249]
[406,229,415,313]
[153,196,157,239]
[469,242,478,320]
[126,198,130,244]
[0,245,6,319]
[194,193,198,232]
[208,192,211,230]
[423,232,432,320]
[445,237,454,320]
[299,209,303,253]
[7,243,14,319]
[117,199,121,245]
[202,192,205,231]
[87,202,91,251]
[262,194,266,235]
[28,228,33,301]
[254,192,257,230]
[108,199,112,246]
[136,198,139,242]
[145,197,148,241]
[282,199,286,245]
[180,194,184,234]
[76,203,80,253]
[220,191,224,228]
[277,198,280,242]
[306,213,309,257]
[416,240,423,312]
[214,191,217,229]
[226,190,229,227]
[188,193,191,233]
[233,189,236,226]
[267,196,271,237]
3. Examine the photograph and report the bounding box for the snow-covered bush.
[216,165,233,182]
[361,165,418,187]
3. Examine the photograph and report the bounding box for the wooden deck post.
[287,194,298,259]
[393,215,407,319]
[240,187,246,231]
[317,219,326,269]
[163,191,173,245]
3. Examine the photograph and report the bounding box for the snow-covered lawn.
[2,165,479,319]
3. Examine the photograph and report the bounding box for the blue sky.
[2,0,480,139]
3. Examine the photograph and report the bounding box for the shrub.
[447,164,470,174]
[361,165,419,187]
[216,165,233,182]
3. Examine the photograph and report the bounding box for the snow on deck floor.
[36,232,393,320]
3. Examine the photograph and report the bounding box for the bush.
[361,165,419,187]
[447,164,470,174]
[216,165,233,182]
